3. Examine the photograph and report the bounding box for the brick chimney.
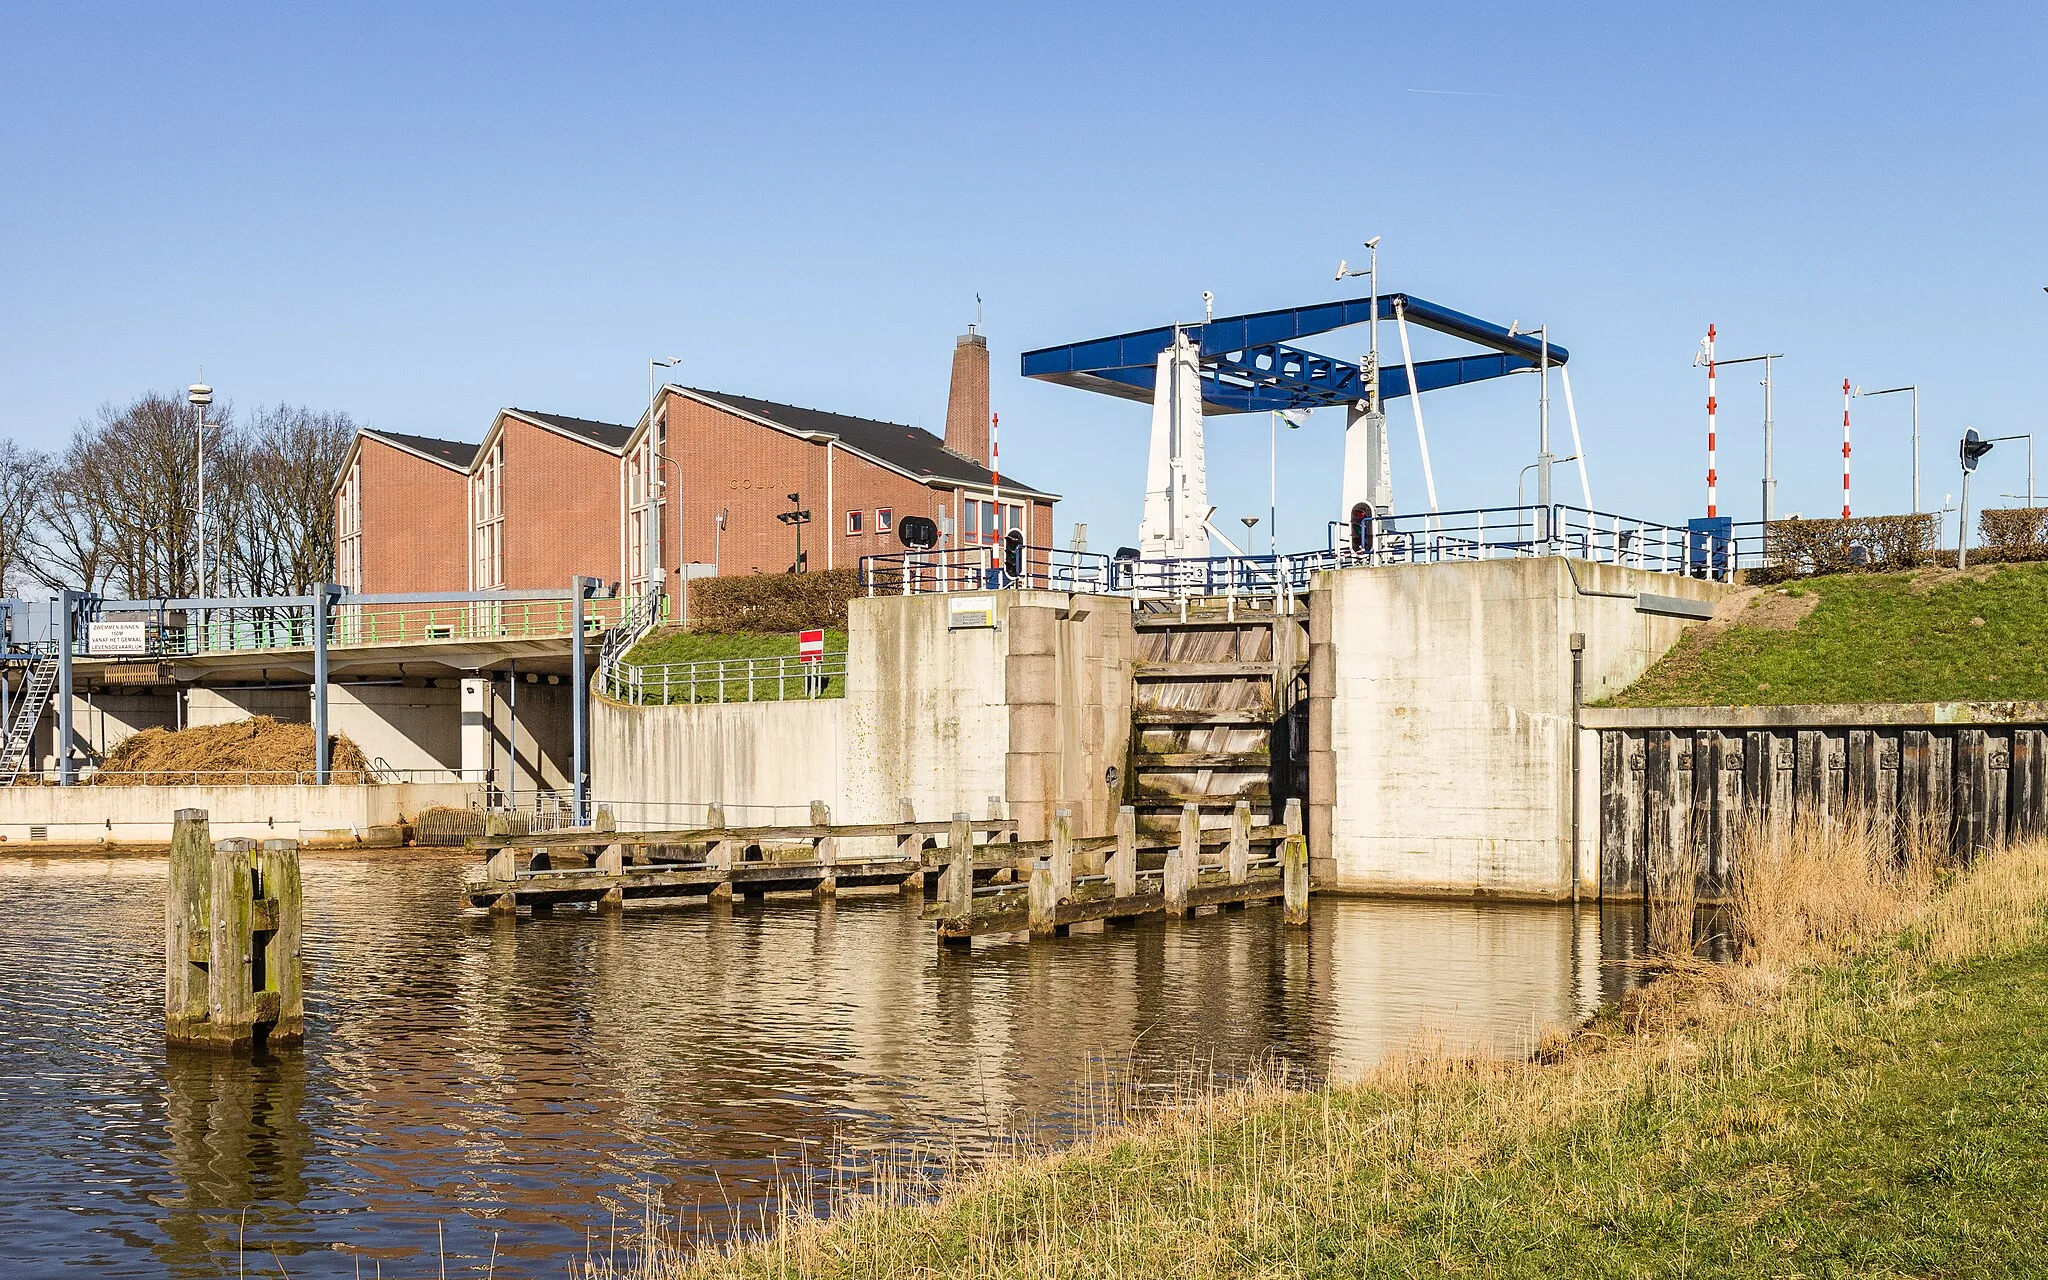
[944,327,990,465]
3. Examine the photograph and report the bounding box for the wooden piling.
[811,801,837,898]
[1111,805,1138,898]
[1166,803,1197,917]
[166,810,303,1051]
[1282,833,1309,926]
[595,841,625,912]
[1227,800,1250,885]
[897,798,925,893]
[941,812,973,945]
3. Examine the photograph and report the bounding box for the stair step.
[1134,662,1275,679]
[1134,752,1271,769]
[1132,707,1275,726]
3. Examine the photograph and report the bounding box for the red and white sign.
[798,629,825,664]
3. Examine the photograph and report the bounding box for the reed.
[588,826,2048,1279]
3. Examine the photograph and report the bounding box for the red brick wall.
[661,392,968,577]
[500,418,624,589]
[351,438,468,593]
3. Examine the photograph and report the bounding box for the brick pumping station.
[7,256,2043,959]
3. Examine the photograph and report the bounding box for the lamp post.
[1518,455,1578,544]
[1705,352,1785,526]
[713,507,727,578]
[645,357,681,599]
[187,382,212,599]
[777,493,812,573]
[1855,384,1920,514]
[1988,433,2035,508]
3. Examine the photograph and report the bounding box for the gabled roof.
[505,408,633,452]
[363,429,478,471]
[674,387,1058,499]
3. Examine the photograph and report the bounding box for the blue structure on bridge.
[1020,293,1567,416]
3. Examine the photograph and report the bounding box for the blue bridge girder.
[1020,293,1567,416]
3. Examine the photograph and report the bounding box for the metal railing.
[16,766,488,787]
[859,505,1744,602]
[601,650,848,705]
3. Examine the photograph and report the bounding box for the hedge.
[685,569,862,634]
[1979,507,2048,553]
[1759,514,1937,579]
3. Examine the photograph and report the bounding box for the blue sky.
[4,3,2044,552]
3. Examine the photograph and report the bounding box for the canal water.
[0,850,1647,1278]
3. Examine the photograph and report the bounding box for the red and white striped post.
[1704,324,1718,517]
[1841,378,1852,519]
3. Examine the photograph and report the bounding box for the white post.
[1704,324,1718,518]
[1394,301,1439,530]
[1560,364,1592,512]
[1842,378,1853,519]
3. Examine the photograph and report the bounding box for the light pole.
[1855,384,1920,514]
[645,356,681,598]
[1707,352,1784,525]
[1269,408,1306,555]
[187,382,212,599]
[713,508,727,578]
[1988,433,2034,508]
[777,493,811,573]
[1518,455,1578,543]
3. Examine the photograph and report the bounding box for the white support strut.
[1559,364,1591,510]
[1393,300,1439,530]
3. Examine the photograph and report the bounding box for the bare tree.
[222,404,355,595]
[0,440,51,594]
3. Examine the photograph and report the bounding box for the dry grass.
[581,822,2048,1279]
[93,716,372,784]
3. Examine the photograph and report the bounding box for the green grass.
[1609,561,2048,707]
[608,840,2048,1279]
[615,628,848,703]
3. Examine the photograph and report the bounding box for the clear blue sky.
[4,3,2044,551]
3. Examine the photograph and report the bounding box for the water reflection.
[0,853,1649,1278]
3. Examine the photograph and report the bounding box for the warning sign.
[798,629,824,663]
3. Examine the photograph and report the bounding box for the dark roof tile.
[509,409,633,450]
[365,430,478,470]
[684,388,1055,498]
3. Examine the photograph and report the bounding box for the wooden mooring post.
[166,809,304,1051]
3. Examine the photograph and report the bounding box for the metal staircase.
[1,654,59,785]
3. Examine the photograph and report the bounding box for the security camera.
[1334,260,1347,280]
[1202,290,1213,305]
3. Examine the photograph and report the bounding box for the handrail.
[603,650,848,705]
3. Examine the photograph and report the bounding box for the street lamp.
[776,493,812,573]
[1855,384,1920,514]
[1519,455,1578,543]
[1987,433,2035,508]
[187,382,212,599]
[1699,351,1785,525]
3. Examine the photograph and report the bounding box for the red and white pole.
[1841,378,1852,519]
[1705,324,1718,517]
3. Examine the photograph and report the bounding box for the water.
[0,850,1646,1278]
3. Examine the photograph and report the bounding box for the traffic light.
[1962,428,1994,473]
[1003,528,1026,578]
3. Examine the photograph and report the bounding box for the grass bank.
[624,628,847,667]
[596,824,2048,1278]
[1608,559,2048,706]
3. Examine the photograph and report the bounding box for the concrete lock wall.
[1311,558,1726,900]
[330,683,461,774]
[591,589,1135,839]
[0,781,478,845]
[591,697,845,828]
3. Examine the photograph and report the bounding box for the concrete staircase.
[1127,600,1308,838]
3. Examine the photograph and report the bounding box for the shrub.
[1978,507,2048,553]
[686,569,862,634]
[1763,514,1936,578]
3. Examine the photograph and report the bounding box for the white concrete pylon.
[1139,329,1210,558]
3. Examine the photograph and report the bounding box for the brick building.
[333,327,1057,594]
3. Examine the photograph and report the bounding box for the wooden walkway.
[930,800,1308,941]
[460,802,1014,914]
[460,798,1312,943]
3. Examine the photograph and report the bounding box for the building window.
[962,496,1023,546]
[846,510,864,536]
[472,440,504,589]
[336,461,363,591]
[875,507,893,534]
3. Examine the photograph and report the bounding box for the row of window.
[845,507,894,536]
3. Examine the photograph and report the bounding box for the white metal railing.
[601,651,848,705]
[25,766,489,787]
[859,506,1743,602]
